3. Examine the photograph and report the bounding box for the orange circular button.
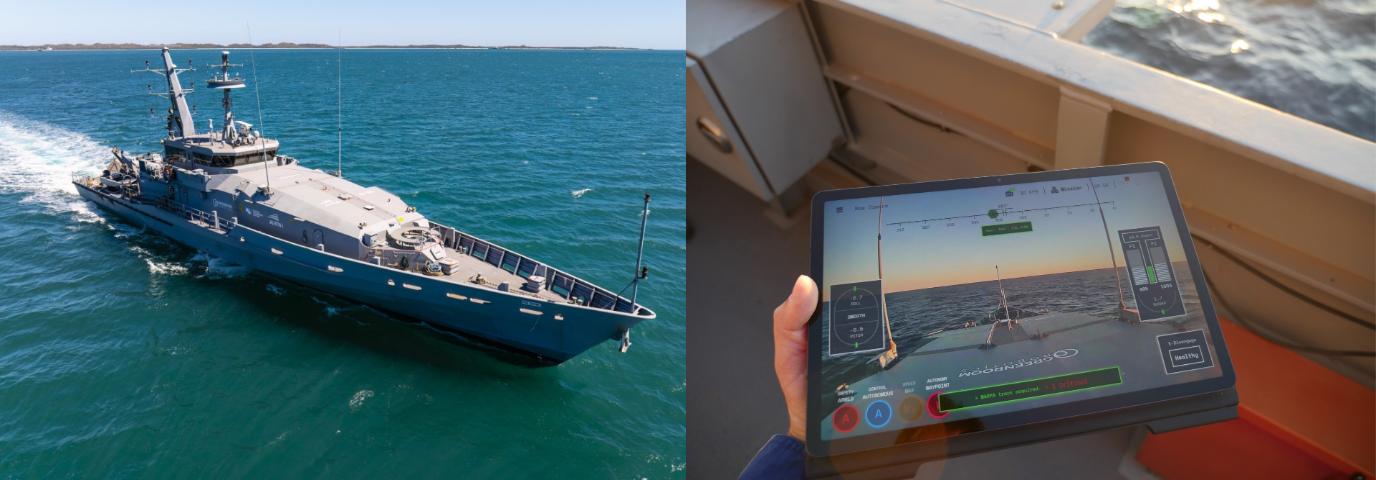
[900,394,923,421]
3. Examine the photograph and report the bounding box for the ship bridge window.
[163,147,187,163]
[191,152,212,165]
[233,150,277,166]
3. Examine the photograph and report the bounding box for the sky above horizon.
[0,0,685,50]
[821,172,1188,300]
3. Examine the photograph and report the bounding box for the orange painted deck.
[1137,316,1374,479]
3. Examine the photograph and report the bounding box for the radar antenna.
[205,51,247,144]
[133,48,196,138]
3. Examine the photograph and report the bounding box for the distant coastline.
[0,42,655,52]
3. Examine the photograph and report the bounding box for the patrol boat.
[73,48,656,364]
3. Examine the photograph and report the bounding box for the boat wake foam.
[126,245,187,276]
[348,389,375,412]
[144,257,190,276]
[190,252,251,279]
[309,295,365,317]
[0,112,109,223]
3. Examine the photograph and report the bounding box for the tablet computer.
[806,163,1236,469]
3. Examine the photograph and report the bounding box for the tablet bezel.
[806,162,1236,458]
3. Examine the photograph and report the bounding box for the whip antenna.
[630,193,651,306]
[247,26,271,195]
[336,29,343,178]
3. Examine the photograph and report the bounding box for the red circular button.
[832,403,860,433]
[926,391,949,419]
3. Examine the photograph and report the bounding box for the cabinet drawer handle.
[696,117,734,154]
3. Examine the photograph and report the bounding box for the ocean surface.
[1085,0,1376,141]
[821,266,1201,379]
[0,49,685,477]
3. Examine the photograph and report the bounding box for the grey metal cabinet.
[687,0,843,203]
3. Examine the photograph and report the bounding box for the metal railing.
[432,222,644,315]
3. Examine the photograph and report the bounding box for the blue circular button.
[864,399,893,429]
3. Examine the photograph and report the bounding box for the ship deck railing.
[429,222,650,317]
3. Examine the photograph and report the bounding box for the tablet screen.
[816,170,1224,443]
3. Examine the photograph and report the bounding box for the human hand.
[774,275,817,442]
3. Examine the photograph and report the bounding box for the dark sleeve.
[739,434,806,480]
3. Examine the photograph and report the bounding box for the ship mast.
[876,196,898,369]
[996,264,1011,321]
[133,47,196,139]
[206,51,246,143]
[1090,179,1134,319]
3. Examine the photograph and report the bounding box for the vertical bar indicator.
[1118,226,1186,321]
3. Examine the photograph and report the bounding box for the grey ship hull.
[76,183,649,364]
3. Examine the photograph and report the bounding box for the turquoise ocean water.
[0,49,685,477]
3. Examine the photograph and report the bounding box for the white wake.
[0,112,110,222]
[0,113,262,279]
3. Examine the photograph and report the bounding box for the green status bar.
[982,221,1033,237]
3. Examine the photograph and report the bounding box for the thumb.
[776,275,818,332]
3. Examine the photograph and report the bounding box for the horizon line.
[0,42,676,51]
[873,259,1192,295]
